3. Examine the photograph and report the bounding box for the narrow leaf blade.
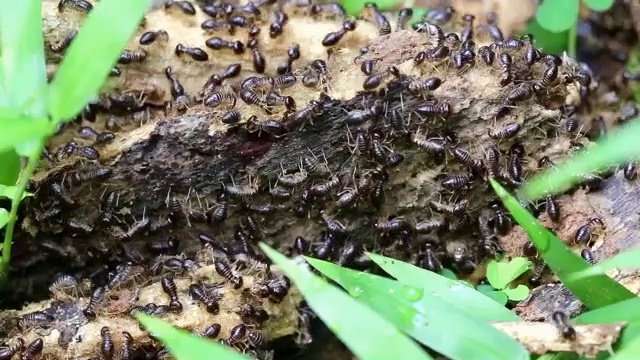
[135,313,249,360]
[260,244,433,360]
[519,119,640,200]
[367,252,519,322]
[570,248,640,279]
[490,179,635,309]
[47,0,151,121]
[306,256,529,360]
[0,0,47,116]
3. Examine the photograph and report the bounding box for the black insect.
[204,92,237,109]
[202,323,222,338]
[322,20,357,46]
[361,60,376,75]
[374,217,411,234]
[552,311,576,340]
[100,326,114,360]
[222,110,241,125]
[95,132,116,145]
[83,286,106,319]
[18,311,54,331]
[294,236,310,255]
[441,173,473,190]
[175,43,209,61]
[624,161,637,180]
[165,0,196,15]
[397,8,413,30]
[221,63,242,79]
[575,217,605,244]
[270,10,288,38]
[139,30,169,45]
[188,284,220,314]
[414,102,451,117]
[422,242,443,273]
[118,50,147,64]
[247,39,266,73]
[214,259,243,289]
[120,331,134,360]
[20,338,43,360]
[247,329,265,347]
[320,210,348,235]
[121,218,150,240]
[50,182,74,206]
[522,241,538,259]
[66,218,94,234]
[50,30,78,53]
[0,339,23,360]
[228,324,247,344]
[581,249,595,265]
[58,0,93,13]
[491,203,512,235]
[408,77,442,93]
[489,123,521,139]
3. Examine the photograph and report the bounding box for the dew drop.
[403,286,423,302]
[351,286,364,298]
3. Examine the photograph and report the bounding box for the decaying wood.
[492,321,626,357]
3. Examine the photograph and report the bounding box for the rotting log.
[1,0,638,358]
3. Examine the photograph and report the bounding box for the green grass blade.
[490,179,635,309]
[47,0,151,122]
[575,297,640,324]
[305,256,529,360]
[259,244,432,360]
[0,0,47,116]
[0,117,54,153]
[519,119,640,201]
[367,252,519,322]
[608,332,640,360]
[569,248,640,280]
[135,313,250,360]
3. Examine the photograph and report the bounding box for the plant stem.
[0,138,45,283]
[568,22,578,59]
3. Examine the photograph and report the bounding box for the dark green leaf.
[0,0,47,117]
[47,0,151,122]
[260,244,433,360]
[135,313,250,360]
[523,19,568,54]
[583,0,615,12]
[535,0,580,33]
[306,256,529,360]
[367,252,519,322]
[490,179,635,309]
[519,119,640,200]
[0,150,21,186]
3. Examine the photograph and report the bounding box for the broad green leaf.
[0,150,21,186]
[608,332,640,360]
[260,244,433,360]
[135,313,249,360]
[520,119,640,200]
[535,0,579,33]
[0,0,47,117]
[569,248,640,280]
[48,0,151,122]
[0,185,33,201]
[0,209,9,229]
[483,290,509,305]
[0,117,54,154]
[306,256,529,360]
[491,179,635,309]
[440,268,458,280]
[340,0,397,16]
[486,258,533,290]
[583,0,615,12]
[523,19,568,54]
[502,285,530,301]
[15,139,44,158]
[367,252,519,322]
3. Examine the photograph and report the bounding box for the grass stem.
[568,22,577,58]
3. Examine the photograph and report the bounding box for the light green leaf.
[520,119,640,201]
[0,150,21,186]
[486,258,533,290]
[0,0,47,117]
[260,244,433,360]
[306,256,529,360]
[0,185,33,201]
[535,0,580,33]
[608,332,640,360]
[367,252,519,322]
[340,0,398,16]
[135,313,250,360]
[15,139,44,158]
[484,290,509,305]
[48,0,151,122]
[490,179,636,309]
[583,0,615,12]
[502,285,530,301]
[0,209,9,229]
[0,117,54,154]
[523,19,569,54]
[569,248,640,280]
